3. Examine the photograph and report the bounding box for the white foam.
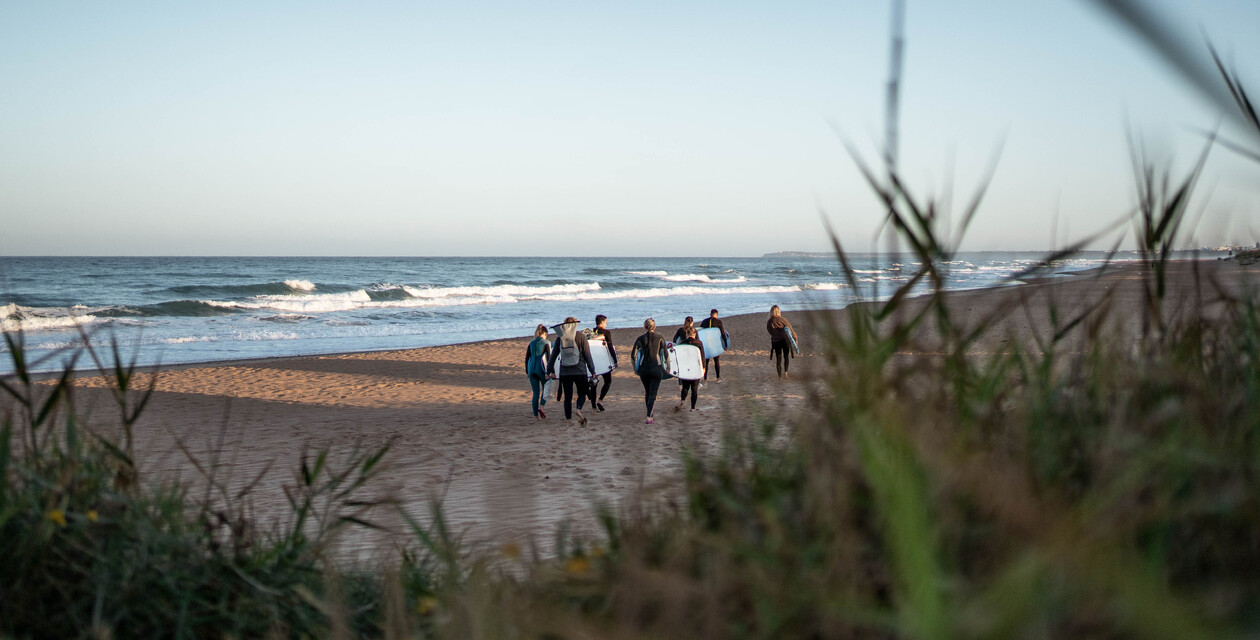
[160,281,800,317]
[284,279,317,292]
[161,336,210,344]
[205,290,373,313]
[625,270,668,276]
[529,284,800,302]
[1,303,99,332]
[378,294,519,308]
[401,282,601,299]
[805,283,844,290]
[662,274,748,283]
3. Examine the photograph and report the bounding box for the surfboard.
[786,327,800,355]
[588,337,615,375]
[696,327,725,359]
[667,343,705,380]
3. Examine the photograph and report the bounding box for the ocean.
[0,252,1168,375]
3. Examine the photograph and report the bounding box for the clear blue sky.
[2,1,1257,256]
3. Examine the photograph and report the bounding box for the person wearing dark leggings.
[587,314,616,411]
[630,317,669,424]
[767,304,795,379]
[699,308,725,382]
[547,316,596,426]
[673,319,706,412]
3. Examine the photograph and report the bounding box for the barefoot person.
[767,305,796,379]
[586,314,616,412]
[699,308,726,383]
[672,317,706,412]
[548,317,596,426]
[525,324,551,421]
[630,317,669,424]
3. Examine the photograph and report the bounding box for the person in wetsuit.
[524,324,551,421]
[586,314,616,412]
[630,317,669,424]
[548,316,596,426]
[767,304,796,379]
[699,308,726,383]
[673,317,706,412]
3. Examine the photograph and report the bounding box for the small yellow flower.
[46,510,67,527]
[87,510,99,523]
[564,556,591,576]
[500,543,521,560]
[415,596,439,615]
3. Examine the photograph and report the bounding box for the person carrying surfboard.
[587,314,616,412]
[673,317,707,412]
[699,308,727,383]
[548,316,597,427]
[767,304,798,379]
[525,324,552,421]
[630,317,670,425]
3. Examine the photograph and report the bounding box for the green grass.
[4,5,1260,636]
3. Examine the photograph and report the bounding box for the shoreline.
[12,260,1258,556]
[21,256,1148,380]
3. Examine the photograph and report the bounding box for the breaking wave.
[662,273,748,283]
[1,303,99,332]
[165,280,322,298]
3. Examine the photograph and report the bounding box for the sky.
[2,1,1258,257]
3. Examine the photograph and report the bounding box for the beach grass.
[5,184,1258,640]
[5,8,1260,638]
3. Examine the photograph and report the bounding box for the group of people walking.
[524,306,796,425]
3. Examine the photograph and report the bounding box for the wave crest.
[2,303,99,332]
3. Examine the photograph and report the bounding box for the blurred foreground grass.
[4,252,1259,640]
[5,2,1260,636]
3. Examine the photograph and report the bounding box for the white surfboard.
[588,337,615,375]
[696,327,725,359]
[667,343,705,381]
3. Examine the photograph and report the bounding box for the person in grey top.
[548,316,596,426]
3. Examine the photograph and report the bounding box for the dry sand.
[15,260,1260,561]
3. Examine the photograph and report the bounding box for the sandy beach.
[27,260,1260,559]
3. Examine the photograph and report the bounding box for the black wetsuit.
[587,326,616,409]
[699,316,725,380]
[678,335,705,409]
[631,330,669,417]
[767,315,794,378]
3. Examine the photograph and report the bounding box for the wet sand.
[18,260,1259,560]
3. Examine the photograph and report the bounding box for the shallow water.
[0,252,1160,374]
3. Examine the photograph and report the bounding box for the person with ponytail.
[630,317,669,424]
[524,324,551,421]
[547,316,596,426]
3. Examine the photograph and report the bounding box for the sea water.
[0,252,1175,375]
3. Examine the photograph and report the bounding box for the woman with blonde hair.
[766,304,796,379]
[524,324,551,421]
[630,317,669,424]
[548,316,596,426]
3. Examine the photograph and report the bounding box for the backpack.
[558,323,582,367]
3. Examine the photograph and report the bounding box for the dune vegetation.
[4,3,1260,638]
